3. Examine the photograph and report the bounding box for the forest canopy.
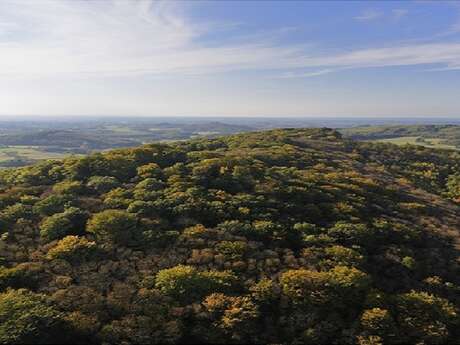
[0,128,459,344]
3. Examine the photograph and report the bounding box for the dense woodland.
[0,128,459,344]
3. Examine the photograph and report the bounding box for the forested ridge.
[0,128,459,344]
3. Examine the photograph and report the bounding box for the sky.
[0,0,460,118]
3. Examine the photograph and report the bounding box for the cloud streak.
[392,9,408,20]
[303,43,460,70]
[354,9,382,21]
[0,0,460,81]
[0,0,315,78]
[277,69,337,79]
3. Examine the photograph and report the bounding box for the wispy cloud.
[301,43,460,71]
[392,9,408,20]
[0,0,315,78]
[0,0,460,81]
[277,69,337,79]
[275,43,460,77]
[354,9,383,21]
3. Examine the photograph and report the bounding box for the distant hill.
[2,120,460,169]
[341,124,460,149]
[0,122,255,150]
[0,128,459,344]
[0,130,121,150]
[0,121,255,168]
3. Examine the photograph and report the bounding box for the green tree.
[446,173,460,201]
[321,245,364,268]
[327,222,376,246]
[155,265,237,304]
[280,266,370,307]
[395,290,458,344]
[0,203,33,224]
[0,289,68,344]
[33,194,72,216]
[40,207,88,242]
[280,268,331,306]
[359,308,397,342]
[0,263,43,291]
[102,187,133,209]
[216,241,248,260]
[52,181,85,195]
[86,176,119,194]
[46,236,98,263]
[137,163,162,179]
[249,278,277,306]
[86,209,138,245]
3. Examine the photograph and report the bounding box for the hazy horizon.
[1,1,460,117]
[1,115,460,129]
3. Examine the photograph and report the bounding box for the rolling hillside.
[0,121,255,168]
[0,128,459,344]
[341,124,460,150]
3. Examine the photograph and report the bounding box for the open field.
[103,125,148,135]
[372,136,458,150]
[0,120,459,169]
[341,125,460,150]
[0,146,71,167]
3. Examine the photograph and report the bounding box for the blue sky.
[0,0,460,117]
